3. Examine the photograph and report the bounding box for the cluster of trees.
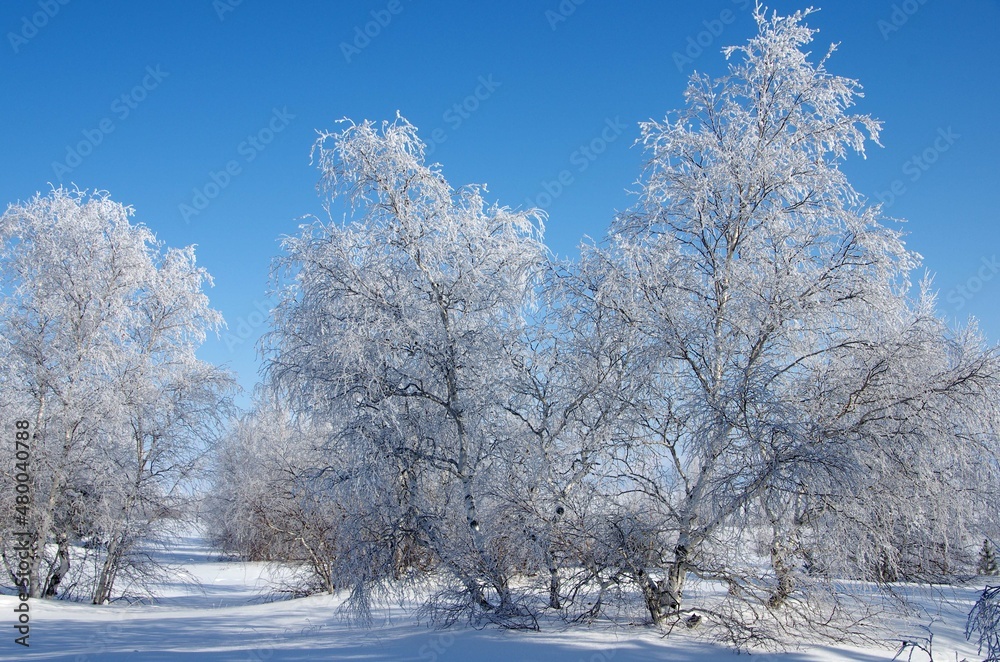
[0,5,994,647]
[0,188,233,603]
[207,8,1000,643]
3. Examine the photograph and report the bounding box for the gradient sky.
[3,0,998,403]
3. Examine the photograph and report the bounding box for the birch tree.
[264,116,547,622]
[0,188,233,602]
[586,7,1000,627]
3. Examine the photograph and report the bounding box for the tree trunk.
[44,534,70,597]
[546,555,561,609]
[545,507,564,609]
[764,507,797,608]
[641,578,664,623]
[93,535,121,604]
[663,537,689,613]
[767,536,794,608]
[28,475,64,598]
[25,397,53,599]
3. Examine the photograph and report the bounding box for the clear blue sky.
[3,0,998,402]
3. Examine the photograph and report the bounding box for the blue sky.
[3,0,998,402]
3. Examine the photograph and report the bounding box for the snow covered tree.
[0,188,234,602]
[263,116,547,622]
[207,396,299,564]
[588,5,893,621]
[207,394,359,595]
[968,585,1000,662]
[496,263,646,613]
[215,6,1000,642]
[582,6,1000,631]
[982,541,1000,577]
[799,311,1000,585]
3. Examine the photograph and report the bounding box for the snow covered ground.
[1,528,988,661]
